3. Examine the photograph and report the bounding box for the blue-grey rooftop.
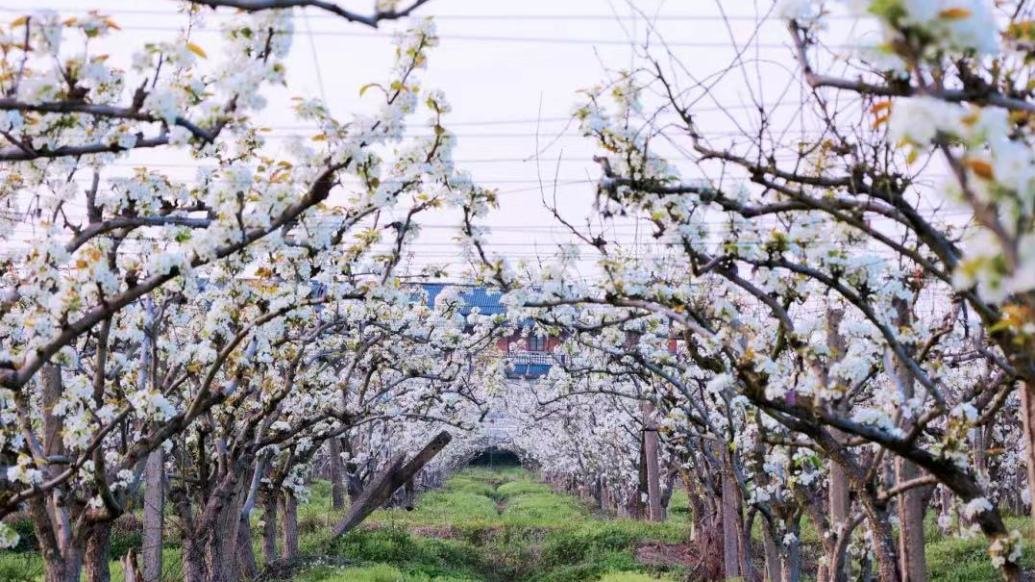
[419,283,505,317]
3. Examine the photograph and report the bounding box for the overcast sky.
[4,1,877,281]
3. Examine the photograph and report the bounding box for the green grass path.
[297,467,687,581]
[2,466,1032,581]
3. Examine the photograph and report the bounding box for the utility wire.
[0,6,856,22]
[0,20,828,49]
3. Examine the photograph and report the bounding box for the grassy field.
[295,466,688,581]
[1,466,1032,580]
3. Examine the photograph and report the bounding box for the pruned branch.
[186,0,431,27]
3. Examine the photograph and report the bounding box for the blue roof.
[415,284,555,380]
[506,362,551,379]
[419,283,505,317]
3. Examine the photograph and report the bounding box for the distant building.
[419,283,561,380]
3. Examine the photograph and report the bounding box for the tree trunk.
[1021,381,1035,535]
[826,455,850,582]
[889,299,927,582]
[659,467,677,516]
[329,437,346,510]
[181,535,206,582]
[203,509,233,582]
[896,458,928,582]
[237,511,258,580]
[346,463,364,504]
[236,455,267,578]
[862,497,901,582]
[632,431,648,520]
[972,426,988,481]
[332,431,452,537]
[782,518,802,582]
[43,552,84,582]
[600,478,614,514]
[142,449,165,582]
[642,401,663,522]
[280,492,299,560]
[41,365,65,458]
[825,309,851,582]
[688,488,724,580]
[121,550,142,582]
[262,491,279,566]
[84,522,112,582]
[179,473,246,582]
[35,367,82,582]
[936,486,955,535]
[205,488,244,582]
[624,484,645,519]
[721,449,742,580]
[31,500,82,582]
[762,522,784,582]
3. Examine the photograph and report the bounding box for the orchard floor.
[294,466,690,582]
[2,467,1034,581]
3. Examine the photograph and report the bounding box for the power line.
[238,101,803,130]
[0,7,853,22]
[3,21,819,49]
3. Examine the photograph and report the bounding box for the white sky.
[4,1,942,282]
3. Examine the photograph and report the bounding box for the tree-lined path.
[0,0,1033,580]
[297,465,691,582]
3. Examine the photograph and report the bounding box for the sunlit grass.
[2,467,1030,581]
[304,467,690,581]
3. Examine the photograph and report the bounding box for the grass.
[0,547,184,582]
[308,468,1035,582]
[924,516,1035,582]
[305,466,684,581]
[2,466,1032,581]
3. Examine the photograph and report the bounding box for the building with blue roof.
[415,283,557,380]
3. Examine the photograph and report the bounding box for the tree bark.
[890,298,927,582]
[235,454,268,578]
[142,449,165,582]
[175,461,249,582]
[29,488,81,582]
[825,308,851,582]
[721,448,742,580]
[631,431,648,520]
[861,496,901,582]
[686,475,724,580]
[280,492,299,560]
[121,549,142,582]
[41,365,65,458]
[826,454,851,582]
[43,550,84,582]
[329,437,346,510]
[209,485,245,582]
[237,511,258,580]
[972,426,988,481]
[332,431,452,537]
[35,366,83,582]
[896,458,928,582]
[181,534,206,582]
[937,486,955,535]
[84,522,112,582]
[782,518,802,582]
[642,401,663,522]
[262,491,279,567]
[819,308,852,582]
[659,466,677,517]
[202,503,236,582]
[762,521,784,582]
[1021,381,1035,536]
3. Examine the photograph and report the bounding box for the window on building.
[527,334,547,352]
